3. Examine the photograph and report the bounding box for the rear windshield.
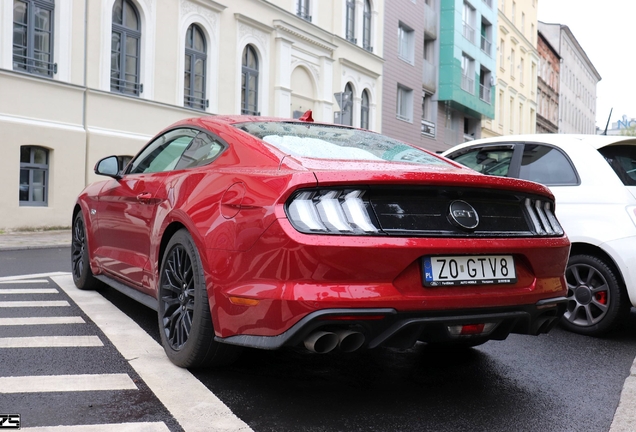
[598,145,636,186]
[235,122,448,166]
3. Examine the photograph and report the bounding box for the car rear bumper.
[206,218,570,339]
[216,296,567,350]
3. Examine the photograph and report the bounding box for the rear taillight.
[525,198,564,236]
[287,189,379,235]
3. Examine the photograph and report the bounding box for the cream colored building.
[482,0,538,138]
[0,0,384,230]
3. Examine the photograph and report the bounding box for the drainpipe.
[83,0,89,186]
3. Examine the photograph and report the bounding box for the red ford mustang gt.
[72,113,570,368]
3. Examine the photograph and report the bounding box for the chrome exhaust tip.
[334,329,365,353]
[304,331,339,354]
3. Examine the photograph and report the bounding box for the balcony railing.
[480,36,492,56]
[423,2,438,38]
[421,119,436,137]
[13,53,56,77]
[422,59,437,93]
[463,22,475,44]
[461,74,474,94]
[296,5,312,22]
[479,84,491,103]
[184,95,209,111]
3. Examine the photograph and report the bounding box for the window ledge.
[398,55,414,66]
[396,115,413,123]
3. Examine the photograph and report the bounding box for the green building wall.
[438,0,497,119]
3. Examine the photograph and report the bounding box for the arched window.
[361,90,370,129]
[342,82,354,126]
[19,146,49,206]
[241,45,259,115]
[363,0,372,51]
[345,0,355,43]
[111,0,141,95]
[184,24,207,110]
[13,0,55,77]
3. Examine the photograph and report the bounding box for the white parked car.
[443,134,636,336]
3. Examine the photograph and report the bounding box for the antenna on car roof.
[299,110,314,122]
[602,108,613,135]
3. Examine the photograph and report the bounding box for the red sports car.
[72,113,570,368]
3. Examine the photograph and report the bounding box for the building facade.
[482,0,538,138]
[380,0,497,153]
[538,21,601,134]
[381,0,445,151]
[437,0,497,149]
[1,0,384,230]
[536,29,559,134]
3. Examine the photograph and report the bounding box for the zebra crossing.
[0,274,179,431]
[0,272,252,432]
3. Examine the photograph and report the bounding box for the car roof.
[443,134,636,154]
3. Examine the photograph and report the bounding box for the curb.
[0,243,71,252]
[610,361,636,431]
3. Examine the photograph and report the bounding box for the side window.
[128,129,197,174]
[598,145,636,186]
[174,132,225,170]
[450,147,514,177]
[519,144,578,185]
[19,146,49,206]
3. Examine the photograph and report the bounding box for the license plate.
[422,255,517,287]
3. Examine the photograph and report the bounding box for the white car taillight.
[525,198,564,236]
[287,189,379,235]
[287,192,327,232]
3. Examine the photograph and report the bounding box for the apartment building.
[536,28,559,134]
[1,0,384,230]
[482,0,538,138]
[438,0,497,150]
[538,21,600,134]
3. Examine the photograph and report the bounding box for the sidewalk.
[0,229,71,251]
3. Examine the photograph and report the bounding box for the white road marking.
[0,373,137,393]
[0,335,103,348]
[22,422,170,432]
[0,300,69,308]
[0,288,59,294]
[0,316,85,326]
[0,272,68,282]
[53,273,253,432]
[0,279,50,284]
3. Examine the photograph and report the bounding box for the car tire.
[158,229,241,368]
[71,211,100,291]
[560,254,628,336]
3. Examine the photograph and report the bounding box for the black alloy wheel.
[161,243,196,351]
[158,229,241,368]
[71,211,99,290]
[560,254,628,336]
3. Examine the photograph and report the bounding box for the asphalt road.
[2,247,636,431]
[0,246,71,277]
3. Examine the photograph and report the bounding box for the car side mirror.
[95,155,122,179]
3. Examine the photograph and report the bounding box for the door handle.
[137,192,153,203]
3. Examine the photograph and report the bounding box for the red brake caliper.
[595,291,607,305]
